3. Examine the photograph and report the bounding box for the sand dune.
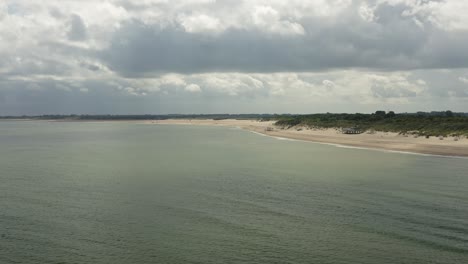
[148,119,468,157]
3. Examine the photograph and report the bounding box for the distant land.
[1,111,468,137]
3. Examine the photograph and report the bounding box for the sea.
[1,121,467,264]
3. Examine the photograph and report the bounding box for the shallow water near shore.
[1,121,467,263]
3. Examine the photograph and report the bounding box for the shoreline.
[4,118,468,157]
[147,119,468,157]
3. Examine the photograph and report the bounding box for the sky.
[1,0,468,115]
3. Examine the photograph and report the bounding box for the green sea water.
[1,121,467,264]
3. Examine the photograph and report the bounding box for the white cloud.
[359,3,376,22]
[380,0,468,31]
[124,86,147,96]
[160,74,187,86]
[367,73,427,103]
[185,83,201,92]
[459,77,468,84]
[179,14,222,33]
[251,5,305,35]
[322,80,335,90]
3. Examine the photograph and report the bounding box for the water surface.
[1,121,467,263]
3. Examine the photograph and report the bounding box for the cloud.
[1,69,468,115]
[459,77,468,84]
[250,5,305,35]
[68,14,87,41]
[369,74,426,99]
[98,1,468,76]
[185,83,201,92]
[1,0,468,114]
[123,87,147,96]
[322,80,336,90]
[178,14,222,34]
[4,1,468,76]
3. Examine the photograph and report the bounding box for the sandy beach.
[147,119,468,157]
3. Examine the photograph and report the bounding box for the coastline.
[4,118,467,157]
[147,119,468,157]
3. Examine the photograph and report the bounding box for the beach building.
[342,127,362,134]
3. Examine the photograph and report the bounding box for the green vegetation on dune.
[274,111,468,137]
[1,111,467,137]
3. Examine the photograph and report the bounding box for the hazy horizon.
[1,110,467,117]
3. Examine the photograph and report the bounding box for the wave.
[272,136,299,141]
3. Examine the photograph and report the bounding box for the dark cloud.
[100,4,468,76]
[79,62,101,71]
[68,14,87,41]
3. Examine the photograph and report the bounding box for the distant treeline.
[1,111,467,136]
[0,114,279,121]
[275,111,468,136]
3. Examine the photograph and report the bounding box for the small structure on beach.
[265,127,274,132]
[342,127,363,134]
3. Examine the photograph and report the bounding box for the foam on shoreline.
[245,129,468,159]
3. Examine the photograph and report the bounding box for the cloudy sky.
[1,0,468,115]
